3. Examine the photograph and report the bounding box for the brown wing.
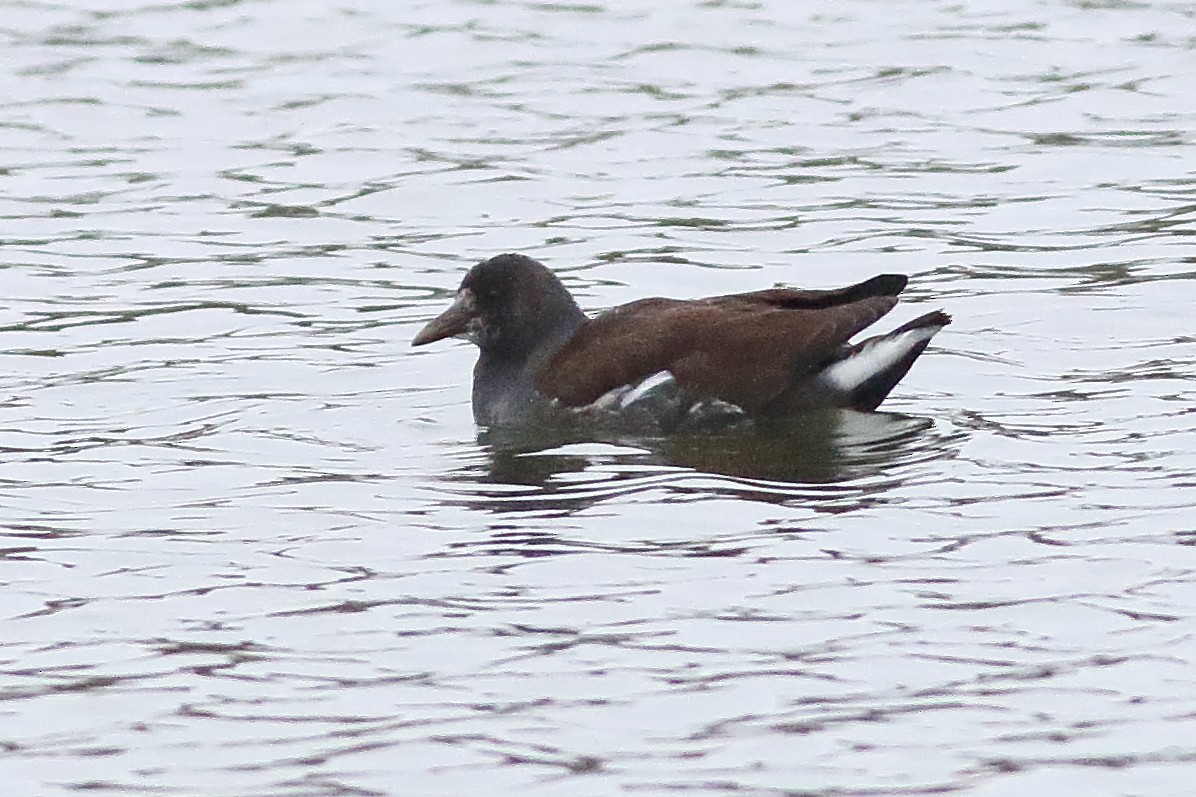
[536,275,906,412]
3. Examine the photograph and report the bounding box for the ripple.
[428,410,964,515]
[3,0,1196,795]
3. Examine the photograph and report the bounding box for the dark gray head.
[412,254,585,361]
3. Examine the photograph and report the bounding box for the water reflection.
[7,0,1196,792]
[434,409,962,512]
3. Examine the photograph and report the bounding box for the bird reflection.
[437,409,951,514]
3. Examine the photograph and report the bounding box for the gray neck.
[472,317,581,426]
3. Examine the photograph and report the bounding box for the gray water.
[3,1,1195,795]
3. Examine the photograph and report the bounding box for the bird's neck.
[472,311,584,426]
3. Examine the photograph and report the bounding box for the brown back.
[536,278,904,412]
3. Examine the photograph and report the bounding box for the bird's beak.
[412,288,478,346]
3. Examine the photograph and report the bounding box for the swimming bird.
[412,253,949,430]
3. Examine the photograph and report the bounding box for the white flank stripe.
[821,328,938,392]
[590,385,631,410]
[586,370,676,412]
[619,370,675,409]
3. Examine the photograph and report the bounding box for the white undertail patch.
[820,327,941,392]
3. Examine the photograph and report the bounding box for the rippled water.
[3,1,1196,795]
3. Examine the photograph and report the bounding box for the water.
[2,0,1195,794]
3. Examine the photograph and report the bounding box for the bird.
[412,253,950,430]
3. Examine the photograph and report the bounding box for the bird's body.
[413,254,949,430]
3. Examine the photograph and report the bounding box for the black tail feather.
[890,309,952,335]
[847,310,951,411]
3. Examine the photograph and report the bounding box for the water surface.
[2,1,1195,795]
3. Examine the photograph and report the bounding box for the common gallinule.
[413,254,949,429]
